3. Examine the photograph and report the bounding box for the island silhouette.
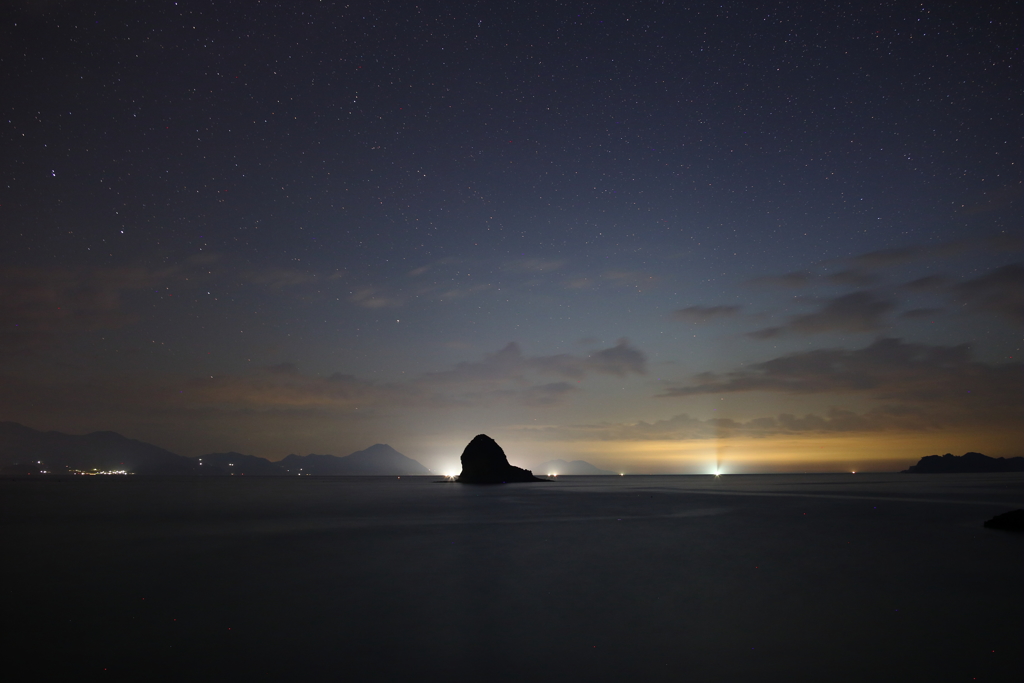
[983,509,1024,532]
[902,452,1024,473]
[456,434,547,484]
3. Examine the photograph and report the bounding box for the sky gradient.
[2,0,1020,473]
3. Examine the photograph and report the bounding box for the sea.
[3,473,1021,682]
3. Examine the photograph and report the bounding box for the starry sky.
[2,0,1020,473]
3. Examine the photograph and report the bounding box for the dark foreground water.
[2,474,1021,682]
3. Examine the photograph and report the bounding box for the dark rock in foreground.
[902,452,1024,474]
[457,434,546,484]
[983,509,1024,532]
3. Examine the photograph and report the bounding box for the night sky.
[2,0,1020,473]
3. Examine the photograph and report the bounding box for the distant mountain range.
[902,452,1024,474]
[278,445,429,475]
[201,445,430,476]
[0,422,429,476]
[0,422,196,475]
[532,459,615,475]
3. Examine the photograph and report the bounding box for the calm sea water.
[3,474,1021,681]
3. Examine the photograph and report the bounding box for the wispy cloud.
[422,339,647,387]
[826,270,877,287]
[529,405,959,441]
[852,247,920,268]
[747,291,894,339]
[673,305,741,324]
[503,258,565,273]
[585,339,648,376]
[747,271,812,288]
[348,287,404,308]
[603,270,657,290]
[901,274,948,291]
[786,291,894,334]
[660,338,1021,414]
[246,267,319,289]
[953,263,1023,325]
[190,340,647,410]
[899,308,943,319]
[0,265,175,351]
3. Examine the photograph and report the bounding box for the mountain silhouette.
[533,459,615,475]
[457,434,546,484]
[278,444,430,475]
[0,422,429,476]
[196,452,287,475]
[0,421,197,475]
[902,452,1024,473]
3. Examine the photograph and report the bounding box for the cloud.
[747,271,812,288]
[957,184,1022,216]
[660,338,1021,413]
[422,339,647,388]
[746,291,894,339]
[521,382,579,406]
[422,342,533,386]
[852,247,920,268]
[901,274,948,291]
[402,339,646,405]
[585,339,648,376]
[247,267,318,288]
[746,326,783,340]
[603,270,657,290]
[787,291,894,334]
[0,265,172,350]
[847,236,1018,270]
[826,270,877,287]
[504,258,564,273]
[953,263,1023,325]
[535,405,955,441]
[265,362,300,375]
[899,308,943,319]
[437,284,491,300]
[348,287,403,308]
[673,305,741,324]
[565,277,593,290]
[187,367,398,410]
[185,253,220,266]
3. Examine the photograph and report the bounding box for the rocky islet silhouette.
[456,434,547,484]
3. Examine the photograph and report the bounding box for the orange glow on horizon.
[505,428,1023,474]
